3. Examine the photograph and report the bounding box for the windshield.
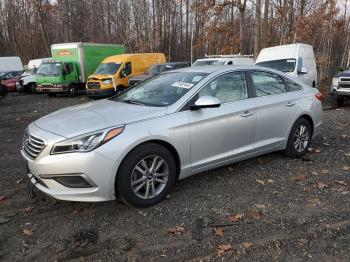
[111,72,208,107]
[37,62,61,75]
[146,64,173,75]
[256,59,296,73]
[95,62,121,75]
[192,60,225,66]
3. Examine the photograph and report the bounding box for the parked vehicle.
[330,70,350,106]
[0,56,23,73]
[17,58,50,92]
[192,55,254,66]
[0,71,23,92]
[22,65,323,207]
[86,53,166,98]
[36,43,125,96]
[255,43,317,87]
[128,62,189,86]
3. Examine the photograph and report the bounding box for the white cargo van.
[193,55,254,67]
[17,58,50,92]
[255,43,317,87]
[0,56,23,73]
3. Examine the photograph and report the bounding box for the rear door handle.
[285,101,296,107]
[241,111,255,118]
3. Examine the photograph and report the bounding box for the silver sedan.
[21,66,323,207]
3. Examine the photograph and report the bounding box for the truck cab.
[36,60,80,96]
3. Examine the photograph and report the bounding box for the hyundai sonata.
[21,66,323,207]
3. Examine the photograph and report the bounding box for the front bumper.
[86,87,116,98]
[21,124,120,202]
[36,84,67,93]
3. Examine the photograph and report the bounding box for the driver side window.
[63,63,73,74]
[198,72,248,103]
[124,62,132,76]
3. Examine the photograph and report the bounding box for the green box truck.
[36,42,125,96]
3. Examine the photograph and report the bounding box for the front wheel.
[116,143,177,207]
[285,118,312,158]
[68,86,78,97]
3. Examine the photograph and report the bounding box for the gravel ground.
[0,93,349,261]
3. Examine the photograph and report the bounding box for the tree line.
[0,0,349,90]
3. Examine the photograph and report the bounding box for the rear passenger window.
[285,78,302,92]
[251,71,286,96]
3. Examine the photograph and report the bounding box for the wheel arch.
[114,139,182,196]
[299,114,314,136]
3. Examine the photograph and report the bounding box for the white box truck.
[0,56,23,73]
[17,58,50,92]
[255,43,317,87]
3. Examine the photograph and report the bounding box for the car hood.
[337,70,350,77]
[35,99,167,138]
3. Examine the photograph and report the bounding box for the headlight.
[102,79,112,85]
[51,126,124,154]
[332,77,339,86]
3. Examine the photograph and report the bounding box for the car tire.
[284,118,312,158]
[30,83,37,93]
[337,96,345,107]
[116,143,177,208]
[68,86,78,97]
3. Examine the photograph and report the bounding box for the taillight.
[315,93,323,101]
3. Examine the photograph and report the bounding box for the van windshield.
[256,59,296,73]
[192,60,225,66]
[111,72,208,107]
[36,62,61,76]
[95,62,121,75]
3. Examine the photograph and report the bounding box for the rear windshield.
[256,59,296,73]
[192,60,225,66]
[95,62,121,75]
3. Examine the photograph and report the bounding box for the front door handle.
[241,111,255,118]
[285,101,296,107]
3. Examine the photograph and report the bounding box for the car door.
[189,71,257,172]
[248,70,300,151]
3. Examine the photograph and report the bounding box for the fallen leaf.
[322,142,330,146]
[311,171,319,176]
[309,198,321,206]
[336,181,347,186]
[241,242,253,249]
[213,227,224,237]
[16,178,23,184]
[267,179,274,184]
[317,181,328,190]
[23,229,33,236]
[303,187,310,192]
[217,243,232,255]
[292,175,306,181]
[249,208,263,220]
[345,153,350,157]
[227,214,244,223]
[167,225,185,235]
[343,166,350,171]
[256,179,265,185]
[321,169,329,175]
[341,134,348,139]
[0,196,6,201]
[24,207,32,213]
[314,148,321,153]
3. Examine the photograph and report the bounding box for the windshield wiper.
[121,99,146,105]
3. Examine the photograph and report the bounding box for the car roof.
[153,62,188,66]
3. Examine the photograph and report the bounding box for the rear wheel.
[116,143,176,207]
[285,118,312,158]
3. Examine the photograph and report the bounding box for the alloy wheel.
[130,155,169,199]
[293,124,309,152]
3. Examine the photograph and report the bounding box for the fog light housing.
[53,176,94,188]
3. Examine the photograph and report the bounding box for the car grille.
[23,130,46,159]
[87,82,101,89]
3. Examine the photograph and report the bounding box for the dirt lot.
[0,93,350,261]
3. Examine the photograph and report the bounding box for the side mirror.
[120,70,127,78]
[298,67,308,74]
[190,96,221,110]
